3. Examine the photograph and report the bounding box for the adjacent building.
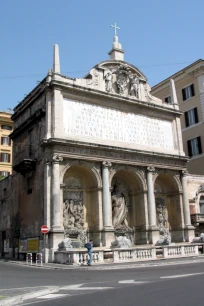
[151,60,204,175]
[0,111,13,178]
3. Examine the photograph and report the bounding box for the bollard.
[36,253,43,267]
[26,253,32,266]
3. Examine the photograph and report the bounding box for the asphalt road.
[1,260,204,305]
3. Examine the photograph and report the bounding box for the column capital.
[181,170,188,177]
[52,155,63,163]
[102,160,112,168]
[147,166,155,173]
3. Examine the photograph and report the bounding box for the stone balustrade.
[54,244,200,265]
[163,245,199,258]
[54,249,104,265]
[112,247,156,263]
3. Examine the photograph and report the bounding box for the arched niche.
[110,168,147,230]
[154,172,182,235]
[62,164,101,232]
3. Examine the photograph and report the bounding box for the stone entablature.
[41,141,188,170]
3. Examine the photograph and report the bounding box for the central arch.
[110,166,148,244]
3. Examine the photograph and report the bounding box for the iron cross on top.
[111,22,120,36]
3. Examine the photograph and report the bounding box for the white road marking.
[161,272,204,279]
[60,284,113,290]
[0,286,48,291]
[37,293,70,299]
[119,280,149,284]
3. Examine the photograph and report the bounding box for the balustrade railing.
[55,244,200,265]
[113,247,156,263]
[163,245,199,258]
[54,249,104,265]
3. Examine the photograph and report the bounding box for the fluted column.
[147,166,157,227]
[181,170,191,226]
[51,155,63,229]
[102,161,113,228]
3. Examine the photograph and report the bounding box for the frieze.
[53,145,187,168]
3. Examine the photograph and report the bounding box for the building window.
[1,136,11,146]
[0,171,10,177]
[164,96,171,104]
[1,125,12,131]
[0,153,11,163]
[187,137,202,157]
[184,108,198,127]
[200,196,204,214]
[182,84,195,101]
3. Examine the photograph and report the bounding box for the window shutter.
[8,154,10,163]
[9,138,11,146]
[194,108,198,123]
[197,137,202,154]
[1,137,3,145]
[182,88,186,101]
[187,140,192,157]
[191,84,195,97]
[184,111,189,127]
[0,153,2,162]
[8,172,10,176]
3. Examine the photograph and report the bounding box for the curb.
[0,286,59,306]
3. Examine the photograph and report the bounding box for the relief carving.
[63,199,84,230]
[104,67,114,92]
[116,64,130,94]
[155,198,171,245]
[86,69,99,86]
[129,74,139,98]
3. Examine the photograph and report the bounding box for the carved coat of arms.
[116,64,130,94]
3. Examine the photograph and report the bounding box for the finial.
[108,22,124,61]
[53,44,60,74]
[170,79,178,104]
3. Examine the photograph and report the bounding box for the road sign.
[41,225,49,234]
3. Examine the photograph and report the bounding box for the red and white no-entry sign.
[41,225,49,234]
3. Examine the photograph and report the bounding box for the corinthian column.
[181,170,191,226]
[147,166,157,227]
[51,155,63,229]
[102,161,113,228]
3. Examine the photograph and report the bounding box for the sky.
[0,0,203,111]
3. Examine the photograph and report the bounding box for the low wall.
[54,244,202,265]
[54,248,104,265]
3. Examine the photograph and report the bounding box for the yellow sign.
[27,238,39,252]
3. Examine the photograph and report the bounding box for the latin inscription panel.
[63,99,174,150]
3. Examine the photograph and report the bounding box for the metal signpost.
[41,225,49,263]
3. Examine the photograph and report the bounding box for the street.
[1,259,204,305]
